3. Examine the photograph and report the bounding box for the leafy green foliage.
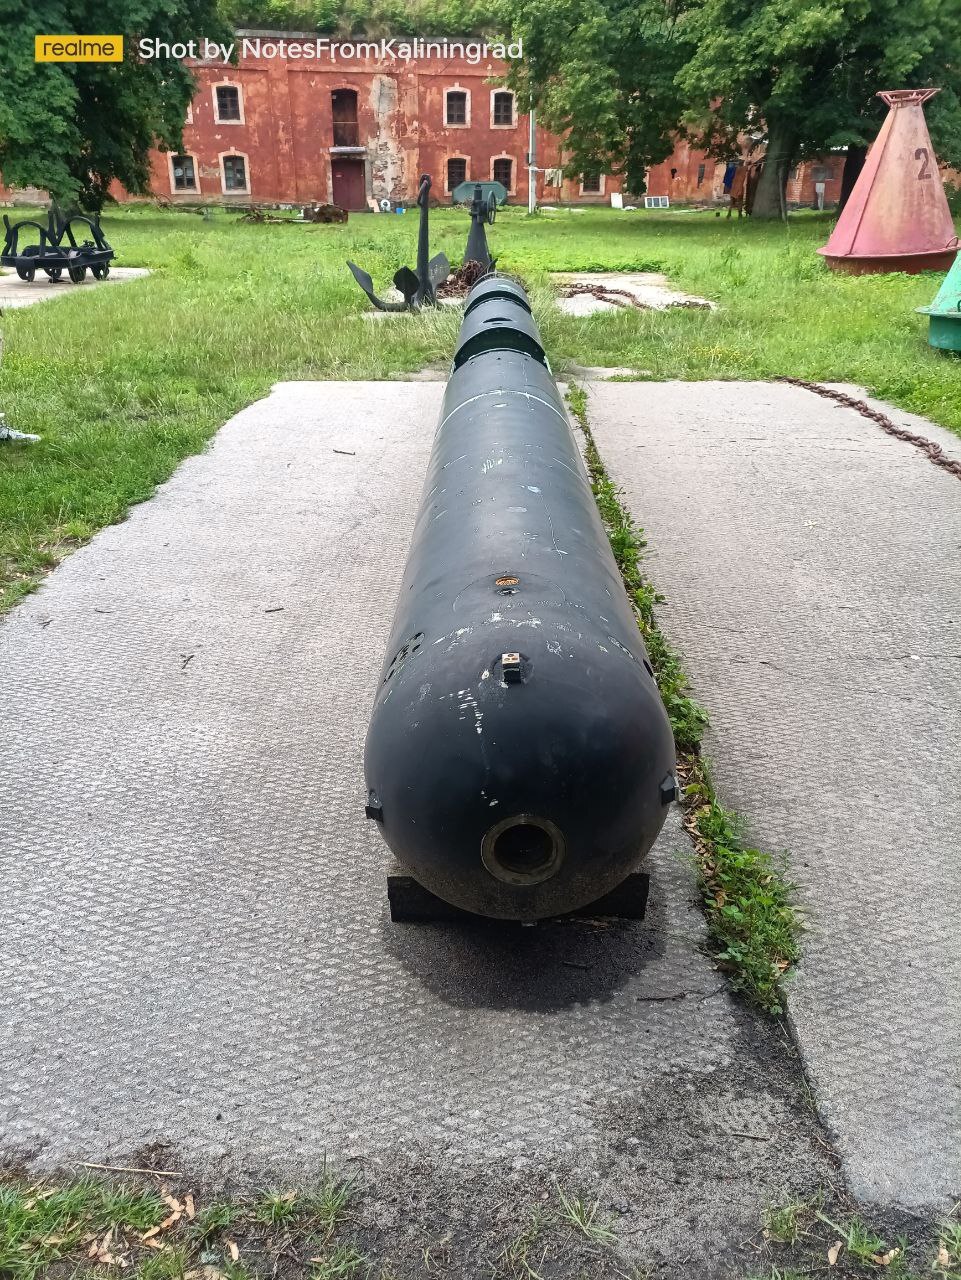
[501,0,692,194]
[689,790,800,1010]
[505,0,961,217]
[219,0,502,36]
[682,0,961,214]
[0,0,232,207]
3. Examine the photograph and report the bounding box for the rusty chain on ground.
[777,376,961,482]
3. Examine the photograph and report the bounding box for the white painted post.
[528,102,537,214]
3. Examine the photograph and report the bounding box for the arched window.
[213,82,243,124]
[170,153,198,193]
[220,152,250,194]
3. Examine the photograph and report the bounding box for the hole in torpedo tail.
[481,815,565,885]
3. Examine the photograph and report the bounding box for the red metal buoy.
[817,89,959,274]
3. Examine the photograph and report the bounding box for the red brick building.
[645,137,845,209]
[0,32,850,211]
[141,33,611,209]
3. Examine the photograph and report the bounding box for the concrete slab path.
[0,382,833,1276]
[0,266,149,308]
[588,379,961,1212]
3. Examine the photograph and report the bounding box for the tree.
[501,0,961,218]
[219,0,502,37]
[677,0,961,218]
[499,0,693,195]
[0,0,232,208]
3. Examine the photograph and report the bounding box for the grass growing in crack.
[762,1201,805,1246]
[554,1184,616,1247]
[252,1172,353,1241]
[301,1175,354,1241]
[935,1219,961,1277]
[136,1245,191,1280]
[489,1216,547,1280]
[253,1188,302,1226]
[567,383,800,1012]
[816,1213,908,1273]
[189,1199,241,1241]
[566,384,706,756]
[761,1196,823,1247]
[308,1242,369,1279]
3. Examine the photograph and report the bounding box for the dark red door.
[332,158,366,211]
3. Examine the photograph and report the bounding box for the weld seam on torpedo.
[436,388,569,433]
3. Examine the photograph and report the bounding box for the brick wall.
[0,37,859,212]
[140,37,618,209]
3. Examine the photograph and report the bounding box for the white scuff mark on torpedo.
[551,456,581,478]
[546,640,563,656]
[526,485,541,494]
[489,799,499,807]
[429,509,447,524]
[442,454,468,469]
[544,507,568,557]
[457,688,484,736]
[481,668,491,680]
[606,635,638,661]
[490,612,502,623]
[418,682,431,702]
[507,506,528,513]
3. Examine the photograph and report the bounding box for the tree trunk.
[838,145,866,212]
[752,120,796,220]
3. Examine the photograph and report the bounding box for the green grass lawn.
[1,202,959,610]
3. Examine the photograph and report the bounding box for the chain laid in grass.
[566,384,800,1013]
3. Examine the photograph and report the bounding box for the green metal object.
[917,254,961,351]
[451,180,507,207]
